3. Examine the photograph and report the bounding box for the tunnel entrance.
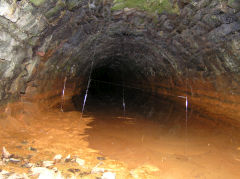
[1,32,240,179]
[68,55,240,178]
[72,56,154,115]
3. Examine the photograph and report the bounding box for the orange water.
[0,98,240,178]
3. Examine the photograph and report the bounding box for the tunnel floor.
[85,94,240,178]
[0,93,240,178]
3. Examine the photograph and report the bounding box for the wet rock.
[21,162,34,168]
[97,157,106,161]
[29,147,37,152]
[0,170,10,175]
[91,161,105,174]
[3,158,9,163]
[67,168,80,173]
[52,167,58,172]
[42,161,54,167]
[79,171,91,177]
[0,0,20,23]
[9,158,21,164]
[64,154,71,162]
[202,14,221,28]
[31,167,64,179]
[26,155,33,159]
[75,158,85,166]
[23,158,28,163]
[102,172,116,179]
[91,167,105,174]
[17,9,46,36]
[55,172,64,179]
[53,154,62,163]
[0,170,13,178]
[35,161,42,167]
[209,22,240,41]
[197,0,211,9]
[31,167,48,175]
[21,140,28,145]
[2,147,11,159]
[12,154,24,160]
[163,19,174,31]
[7,173,29,179]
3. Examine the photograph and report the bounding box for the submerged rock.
[31,167,64,179]
[67,168,80,173]
[7,173,29,179]
[9,158,21,164]
[75,158,85,166]
[2,147,11,159]
[0,169,10,175]
[42,161,54,167]
[21,162,34,168]
[97,156,106,161]
[29,147,37,152]
[53,154,62,163]
[91,167,105,174]
[102,172,116,179]
[52,167,58,172]
[64,154,71,162]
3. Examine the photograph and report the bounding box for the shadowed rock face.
[0,0,239,124]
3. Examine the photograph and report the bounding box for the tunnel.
[0,0,240,178]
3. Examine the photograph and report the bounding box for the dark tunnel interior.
[72,55,156,114]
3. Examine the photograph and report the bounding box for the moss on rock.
[45,0,66,19]
[66,0,82,10]
[112,0,179,14]
[29,0,47,6]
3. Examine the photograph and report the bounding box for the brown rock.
[2,147,11,159]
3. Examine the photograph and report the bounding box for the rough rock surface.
[0,0,239,123]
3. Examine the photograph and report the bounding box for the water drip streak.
[178,95,188,155]
[122,87,126,119]
[185,97,188,139]
[81,60,94,118]
[61,77,67,112]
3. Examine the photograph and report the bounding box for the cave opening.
[1,29,240,179]
[71,54,157,116]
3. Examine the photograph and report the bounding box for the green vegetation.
[66,0,82,10]
[45,0,66,18]
[29,0,47,6]
[111,0,179,14]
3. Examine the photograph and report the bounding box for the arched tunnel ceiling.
[0,0,240,123]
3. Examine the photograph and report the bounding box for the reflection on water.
[0,96,240,178]
[85,96,240,178]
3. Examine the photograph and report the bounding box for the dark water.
[84,95,240,178]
